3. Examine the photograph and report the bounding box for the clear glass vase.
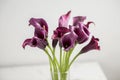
[50,71,70,80]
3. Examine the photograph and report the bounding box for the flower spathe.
[74,22,90,44]
[60,31,78,51]
[59,11,71,27]
[80,36,100,53]
[29,18,48,32]
[22,11,100,80]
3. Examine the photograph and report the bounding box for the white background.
[0,0,120,80]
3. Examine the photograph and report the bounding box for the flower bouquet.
[22,11,100,80]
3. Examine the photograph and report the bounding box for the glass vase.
[50,71,70,80]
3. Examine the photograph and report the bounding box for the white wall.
[0,0,120,80]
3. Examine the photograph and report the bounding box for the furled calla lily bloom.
[80,36,100,53]
[52,27,70,48]
[52,11,71,48]
[22,37,48,49]
[52,39,58,48]
[60,31,78,51]
[29,18,48,39]
[74,22,90,44]
[52,27,70,39]
[59,11,71,27]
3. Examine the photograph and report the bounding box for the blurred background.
[0,0,120,80]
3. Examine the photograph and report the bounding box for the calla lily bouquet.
[22,11,100,80]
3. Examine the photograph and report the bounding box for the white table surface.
[0,62,107,80]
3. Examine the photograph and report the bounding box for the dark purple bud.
[60,31,77,51]
[74,22,90,44]
[52,39,58,48]
[29,18,48,32]
[22,37,48,50]
[52,27,70,39]
[59,11,71,27]
[80,36,100,53]
[73,16,86,26]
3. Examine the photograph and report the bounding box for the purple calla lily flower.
[60,31,78,51]
[74,22,90,44]
[59,11,71,27]
[22,18,49,50]
[80,36,100,53]
[22,37,47,49]
[73,16,86,26]
[52,11,71,48]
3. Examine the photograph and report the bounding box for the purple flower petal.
[74,22,90,44]
[34,28,47,39]
[37,39,48,49]
[85,21,95,28]
[52,27,70,39]
[59,11,71,27]
[73,16,86,26]
[22,38,33,49]
[29,18,48,40]
[80,36,100,53]
[60,31,77,51]
[22,37,47,50]
[29,18,48,32]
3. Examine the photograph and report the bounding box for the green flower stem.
[46,39,71,80]
[47,40,60,70]
[44,48,56,80]
[49,59,54,80]
[53,61,58,80]
[48,43,54,55]
[65,51,70,71]
[69,44,77,58]
[68,52,81,70]
[47,41,60,80]
[60,47,62,71]
[62,51,66,72]
[53,48,60,70]
[47,42,60,68]
[45,48,58,80]
[64,47,76,71]
[59,50,68,80]
[44,48,53,63]
[52,48,59,80]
